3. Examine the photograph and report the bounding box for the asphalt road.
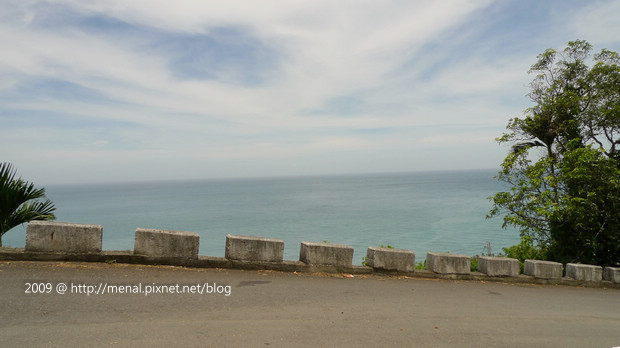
[1,261,619,347]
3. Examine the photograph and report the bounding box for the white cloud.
[572,1,620,45]
[1,0,619,184]
[89,140,109,147]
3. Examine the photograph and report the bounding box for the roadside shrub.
[502,236,544,273]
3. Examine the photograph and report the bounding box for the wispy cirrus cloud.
[1,0,618,184]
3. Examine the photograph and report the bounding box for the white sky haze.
[1,0,619,184]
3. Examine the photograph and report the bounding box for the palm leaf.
[0,162,56,238]
[3,199,56,234]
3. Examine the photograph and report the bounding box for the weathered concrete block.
[26,221,102,253]
[524,260,563,279]
[225,234,284,262]
[425,252,470,274]
[478,256,519,277]
[299,241,353,267]
[134,228,199,259]
[603,267,620,283]
[565,263,602,282]
[366,247,415,272]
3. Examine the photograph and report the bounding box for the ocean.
[3,169,520,264]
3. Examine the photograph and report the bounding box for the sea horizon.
[3,168,520,264]
[38,167,501,187]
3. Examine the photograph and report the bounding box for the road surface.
[1,261,619,347]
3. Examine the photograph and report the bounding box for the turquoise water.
[3,169,520,264]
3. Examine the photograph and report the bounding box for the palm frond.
[0,162,56,236]
[3,199,56,233]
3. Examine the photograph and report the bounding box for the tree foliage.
[489,40,620,267]
[502,236,545,273]
[0,162,56,247]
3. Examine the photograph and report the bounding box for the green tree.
[489,40,620,267]
[0,163,56,247]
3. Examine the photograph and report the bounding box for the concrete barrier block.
[300,241,353,267]
[366,247,415,272]
[425,252,470,274]
[565,263,602,282]
[134,228,199,259]
[603,267,620,283]
[225,234,284,262]
[26,221,102,253]
[478,256,519,277]
[524,260,562,279]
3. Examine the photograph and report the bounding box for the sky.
[1,0,619,185]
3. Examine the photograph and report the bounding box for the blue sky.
[1,0,619,185]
